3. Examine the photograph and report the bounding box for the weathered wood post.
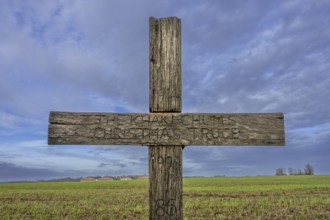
[149,17,183,219]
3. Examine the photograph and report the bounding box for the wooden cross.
[48,17,285,219]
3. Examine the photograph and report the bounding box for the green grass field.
[1,175,329,219]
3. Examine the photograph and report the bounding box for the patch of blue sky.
[51,145,96,155]
[12,7,46,41]
[13,11,26,27]
[51,3,63,18]
[290,122,330,136]
[0,127,44,143]
[114,106,128,113]
[12,4,81,46]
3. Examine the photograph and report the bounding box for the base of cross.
[149,146,182,219]
[48,16,285,220]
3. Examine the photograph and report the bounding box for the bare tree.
[292,168,297,175]
[275,168,286,176]
[288,167,294,175]
[276,164,314,176]
[304,163,314,175]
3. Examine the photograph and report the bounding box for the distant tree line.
[275,164,314,176]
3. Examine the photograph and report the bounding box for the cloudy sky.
[1,1,329,182]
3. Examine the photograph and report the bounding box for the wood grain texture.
[149,17,183,220]
[149,17,181,112]
[48,112,285,146]
[149,146,182,219]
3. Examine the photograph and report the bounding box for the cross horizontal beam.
[48,111,284,146]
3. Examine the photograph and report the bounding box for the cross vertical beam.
[149,17,183,219]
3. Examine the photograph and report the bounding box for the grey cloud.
[0,161,66,182]
[97,162,108,168]
[182,1,330,129]
[97,162,126,168]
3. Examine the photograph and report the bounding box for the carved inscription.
[156,199,177,216]
[154,156,178,216]
[49,112,285,146]
[91,114,238,143]
[149,146,182,219]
